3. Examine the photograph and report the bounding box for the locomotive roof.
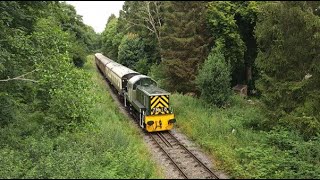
[138,85,170,96]
[128,75,169,96]
[128,74,150,85]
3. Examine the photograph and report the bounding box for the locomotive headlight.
[168,119,176,124]
[147,121,154,126]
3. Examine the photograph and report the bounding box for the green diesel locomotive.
[95,53,176,132]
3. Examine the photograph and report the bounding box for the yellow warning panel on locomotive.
[150,95,170,115]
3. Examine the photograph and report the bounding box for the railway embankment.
[171,93,320,178]
[0,55,161,178]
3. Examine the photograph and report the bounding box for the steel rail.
[166,131,220,179]
[150,133,189,179]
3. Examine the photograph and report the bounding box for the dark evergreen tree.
[159,1,212,93]
[255,1,320,139]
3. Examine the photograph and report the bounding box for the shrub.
[70,43,87,68]
[196,51,232,107]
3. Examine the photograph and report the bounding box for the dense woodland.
[102,1,320,139]
[0,1,319,178]
[0,2,159,178]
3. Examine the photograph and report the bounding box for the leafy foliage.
[196,51,232,107]
[207,1,259,90]
[29,18,93,132]
[101,16,123,61]
[255,1,320,139]
[118,33,148,72]
[159,1,212,93]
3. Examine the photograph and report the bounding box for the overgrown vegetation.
[0,55,161,178]
[0,2,160,178]
[196,51,232,107]
[100,1,320,177]
[171,94,320,178]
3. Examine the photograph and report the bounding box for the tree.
[0,2,94,131]
[255,1,320,139]
[159,1,212,93]
[119,1,163,63]
[207,1,259,91]
[196,51,232,107]
[101,16,123,61]
[118,33,148,72]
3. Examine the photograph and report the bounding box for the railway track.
[149,131,220,179]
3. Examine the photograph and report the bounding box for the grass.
[170,93,320,178]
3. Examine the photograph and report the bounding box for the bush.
[196,51,232,107]
[70,43,87,68]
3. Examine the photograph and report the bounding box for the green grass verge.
[171,93,320,178]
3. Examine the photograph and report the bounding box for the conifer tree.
[160,1,212,93]
[255,1,320,138]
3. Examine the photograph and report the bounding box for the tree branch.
[0,70,38,83]
[124,19,155,33]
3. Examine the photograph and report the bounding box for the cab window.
[141,78,157,87]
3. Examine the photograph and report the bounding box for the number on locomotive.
[152,107,168,114]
